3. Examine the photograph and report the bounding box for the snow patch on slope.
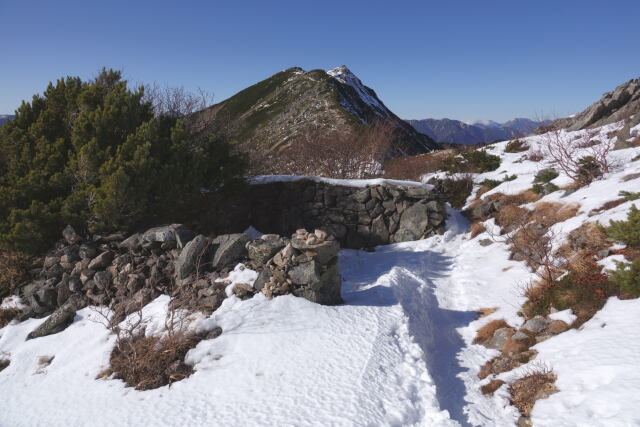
[326,65,389,116]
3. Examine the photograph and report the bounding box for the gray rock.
[141,224,194,249]
[119,233,142,250]
[252,269,271,291]
[521,316,549,334]
[370,215,389,246]
[247,235,286,267]
[88,251,113,270]
[93,271,112,290]
[68,276,83,292]
[175,235,210,279]
[79,243,97,260]
[512,330,529,341]
[290,236,339,264]
[485,327,514,351]
[396,201,430,241]
[291,258,342,305]
[288,258,321,285]
[212,233,250,268]
[43,256,60,269]
[27,306,76,340]
[405,186,432,198]
[62,225,81,245]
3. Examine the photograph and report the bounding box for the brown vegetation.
[383,149,456,181]
[0,249,30,299]
[0,307,20,328]
[470,222,487,239]
[509,367,558,417]
[252,119,396,179]
[473,319,509,344]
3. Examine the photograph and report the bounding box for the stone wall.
[240,179,447,249]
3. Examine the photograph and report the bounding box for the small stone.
[305,235,319,245]
[314,229,328,242]
[521,316,549,334]
[88,251,113,270]
[485,327,515,351]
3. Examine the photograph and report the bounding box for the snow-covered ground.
[1,121,640,426]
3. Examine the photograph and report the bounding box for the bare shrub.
[527,149,544,162]
[0,307,20,328]
[144,84,213,119]
[254,119,396,179]
[541,129,614,184]
[469,222,487,239]
[92,298,206,390]
[509,366,558,416]
[0,249,30,299]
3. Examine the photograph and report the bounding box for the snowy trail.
[0,210,510,426]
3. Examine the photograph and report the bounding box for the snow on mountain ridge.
[326,65,389,116]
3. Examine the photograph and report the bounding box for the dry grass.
[109,331,204,390]
[0,307,21,328]
[0,249,30,299]
[476,307,498,318]
[473,319,509,344]
[384,149,456,181]
[470,222,487,239]
[495,205,528,230]
[481,379,506,395]
[531,202,579,227]
[589,198,626,216]
[509,367,558,417]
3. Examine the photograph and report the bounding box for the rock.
[80,269,95,284]
[288,258,321,285]
[119,233,142,250]
[353,188,370,203]
[405,186,432,198]
[68,276,83,292]
[252,269,271,291]
[88,251,113,270]
[517,416,533,427]
[521,316,549,334]
[211,233,250,268]
[62,225,81,245]
[175,235,210,279]
[370,215,389,245]
[79,243,97,260]
[247,235,286,267]
[205,327,223,340]
[485,327,515,351]
[512,330,529,341]
[546,320,569,335]
[290,233,340,264]
[290,258,342,305]
[479,238,494,247]
[142,224,195,249]
[26,306,76,339]
[93,271,112,290]
[396,201,431,241]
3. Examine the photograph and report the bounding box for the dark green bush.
[428,175,474,209]
[442,149,501,173]
[619,190,640,201]
[505,139,529,153]
[0,69,246,254]
[576,156,602,184]
[609,259,640,297]
[531,182,560,195]
[534,168,559,184]
[603,205,640,247]
[480,179,502,190]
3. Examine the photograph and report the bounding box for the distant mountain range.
[191,66,439,161]
[405,117,551,145]
[0,115,14,126]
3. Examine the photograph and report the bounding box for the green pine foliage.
[442,149,501,173]
[603,205,640,248]
[608,259,640,297]
[0,69,245,254]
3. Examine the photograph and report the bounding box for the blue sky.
[1,0,639,121]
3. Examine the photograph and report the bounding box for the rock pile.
[17,224,342,339]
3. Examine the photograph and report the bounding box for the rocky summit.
[190,66,438,160]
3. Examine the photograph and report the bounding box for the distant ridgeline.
[0,115,14,126]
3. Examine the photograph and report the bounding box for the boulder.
[396,201,431,241]
[175,235,210,279]
[290,234,339,264]
[211,233,250,268]
[62,225,81,245]
[521,316,549,334]
[88,251,113,270]
[247,235,286,267]
[78,243,97,260]
[290,258,342,305]
[26,295,86,340]
[141,224,195,249]
[93,271,112,290]
[119,233,142,251]
[485,327,515,351]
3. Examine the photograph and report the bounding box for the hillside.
[191,66,439,158]
[0,115,13,126]
[551,77,640,131]
[407,117,550,145]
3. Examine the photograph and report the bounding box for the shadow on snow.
[340,245,476,426]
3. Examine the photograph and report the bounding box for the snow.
[214,263,259,296]
[2,120,640,425]
[549,309,577,325]
[527,298,640,426]
[250,174,434,189]
[326,65,389,116]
